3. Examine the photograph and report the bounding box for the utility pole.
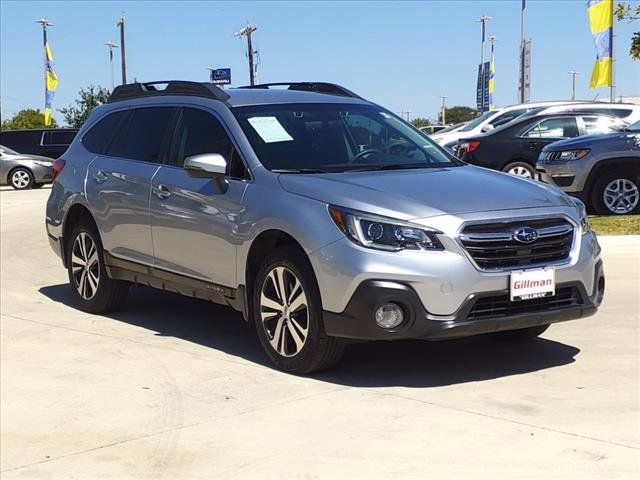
[235,23,258,85]
[35,18,53,104]
[117,13,127,85]
[439,96,447,125]
[519,0,526,103]
[476,15,491,113]
[105,41,118,91]
[568,70,579,101]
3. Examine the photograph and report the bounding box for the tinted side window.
[583,116,624,135]
[49,130,77,145]
[490,108,527,127]
[83,111,128,154]
[171,108,248,179]
[109,107,175,162]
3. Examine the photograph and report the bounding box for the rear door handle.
[93,170,108,184]
[152,184,171,200]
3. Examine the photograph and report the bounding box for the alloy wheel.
[11,170,30,189]
[71,232,100,300]
[603,178,639,214]
[507,165,533,178]
[260,266,309,357]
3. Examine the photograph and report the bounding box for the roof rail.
[107,81,230,103]
[237,82,362,99]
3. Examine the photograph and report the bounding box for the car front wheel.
[9,168,34,190]
[592,171,640,215]
[253,247,344,374]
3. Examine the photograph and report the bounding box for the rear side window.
[43,130,77,145]
[107,107,175,162]
[170,108,248,179]
[583,116,625,135]
[82,111,128,154]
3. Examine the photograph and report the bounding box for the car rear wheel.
[253,246,344,374]
[502,161,535,179]
[492,325,549,341]
[67,222,129,313]
[592,171,640,215]
[9,168,34,190]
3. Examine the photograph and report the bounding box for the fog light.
[375,303,404,329]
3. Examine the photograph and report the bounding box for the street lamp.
[476,15,491,112]
[568,70,579,101]
[105,41,118,91]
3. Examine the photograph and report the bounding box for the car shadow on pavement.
[39,283,581,388]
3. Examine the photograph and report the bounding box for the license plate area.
[510,268,555,302]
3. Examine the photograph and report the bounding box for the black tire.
[492,325,549,341]
[66,221,129,313]
[32,182,45,189]
[591,170,640,215]
[9,167,34,190]
[252,246,345,374]
[502,161,535,179]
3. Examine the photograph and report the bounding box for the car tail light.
[458,141,480,156]
[51,158,66,182]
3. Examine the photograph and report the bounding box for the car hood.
[278,165,573,220]
[544,132,637,150]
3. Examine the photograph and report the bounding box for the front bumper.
[323,261,604,341]
[536,161,588,193]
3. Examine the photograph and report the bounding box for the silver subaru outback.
[46,81,605,373]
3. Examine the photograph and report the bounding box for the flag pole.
[35,18,53,122]
[610,0,615,102]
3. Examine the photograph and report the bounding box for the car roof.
[225,88,370,107]
[538,103,639,114]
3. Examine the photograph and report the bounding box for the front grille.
[467,286,582,321]
[460,218,574,270]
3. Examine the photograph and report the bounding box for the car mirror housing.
[481,124,495,133]
[184,153,227,177]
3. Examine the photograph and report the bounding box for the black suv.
[0,128,79,159]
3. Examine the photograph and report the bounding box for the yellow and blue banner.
[587,0,613,89]
[488,44,495,111]
[44,42,58,126]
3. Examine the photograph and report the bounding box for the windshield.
[437,122,466,134]
[626,119,640,132]
[233,103,460,172]
[459,111,496,132]
[0,145,18,155]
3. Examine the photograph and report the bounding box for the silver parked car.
[46,81,605,373]
[1,145,54,189]
[537,118,640,215]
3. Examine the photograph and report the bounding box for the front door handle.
[152,184,171,200]
[93,170,108,184]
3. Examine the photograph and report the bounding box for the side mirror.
[481,124,495,133]
[184,153,227,178]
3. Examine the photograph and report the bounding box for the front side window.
[523,117,580,139]
[583,116,625,135]
[169,108,248,179]
[107,107,175,162]
[232,103,458,172]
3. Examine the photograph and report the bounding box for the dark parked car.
[0,128,78,159]
[457,113,626,178]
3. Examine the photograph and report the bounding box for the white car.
[432,101,585,150]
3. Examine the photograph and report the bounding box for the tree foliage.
[1,108,58,130]
[615,2,640,60]
[59,85,110,128]
[441,106,477,125]
[411,117,431,128]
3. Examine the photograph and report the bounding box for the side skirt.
[103,252,248,320]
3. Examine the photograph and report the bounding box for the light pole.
[476,15,492,112]
[568,70,579,101]
[440,96,447,125]
[105,41,118,91]
[116,13,127,84]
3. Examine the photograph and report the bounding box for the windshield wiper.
[272,168,331,174]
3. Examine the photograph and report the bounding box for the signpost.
[210,68,231,85]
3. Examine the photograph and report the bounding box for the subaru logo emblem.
[513,226,539,244]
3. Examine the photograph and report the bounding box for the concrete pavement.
[1,186,638,479]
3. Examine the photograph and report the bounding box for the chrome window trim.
[455,214,579,273]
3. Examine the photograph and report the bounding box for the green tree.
[59,85,110,128]
[615,2,640,60]
[411,117,431,128]
[1,108,58,130]
[440,106,477,125]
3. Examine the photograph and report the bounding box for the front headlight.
[571,198,591,235]
[328,205,444,251]
[557,149,590,161]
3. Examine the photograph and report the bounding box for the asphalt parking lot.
[1,186,638,479]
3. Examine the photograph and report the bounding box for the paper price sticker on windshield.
[510,268,555,302]
[247,116,293,143]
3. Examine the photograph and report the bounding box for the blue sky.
[1,0,639,124]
